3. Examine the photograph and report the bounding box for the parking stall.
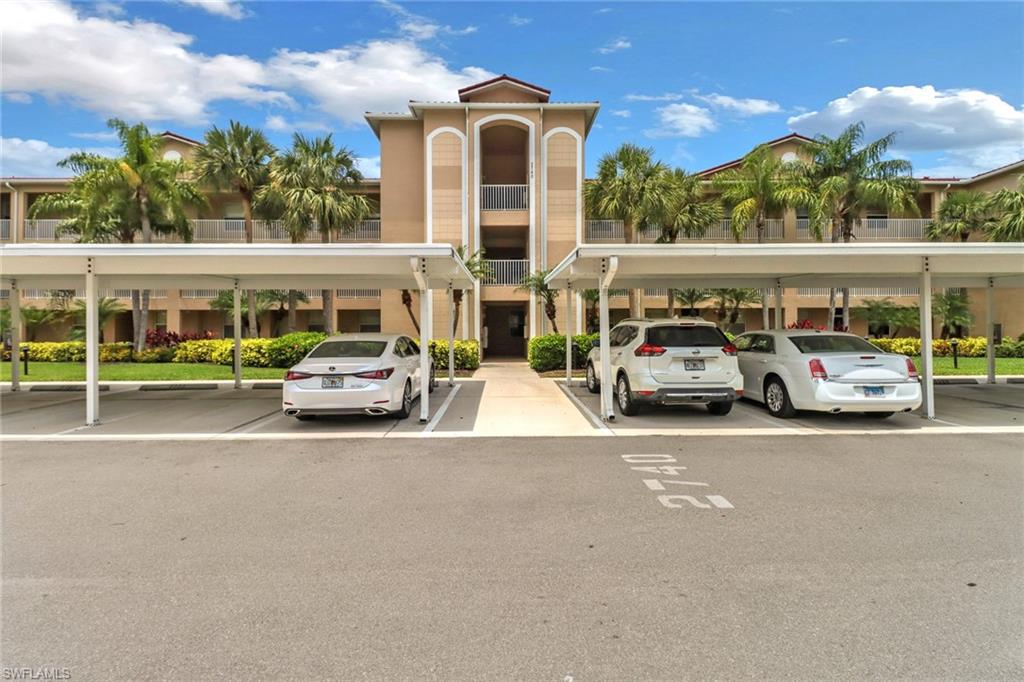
[545,243,1024,421]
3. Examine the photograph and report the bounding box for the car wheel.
[707,400,733,416]
[764,377,796,419]
[863,411,895,418]
[586,362,600,394]
[394,381,412,419]
[616,373,639,416]
[295,414,316,422]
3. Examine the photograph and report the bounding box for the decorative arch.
[541,126,584,265]
[425,126,467,245]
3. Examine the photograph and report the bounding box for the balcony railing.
[337,289,381,299]
[18,289,166,299]
[1,219,10,241]
[797,287,920,297]
[481,184,528,211]
[483,259,529,286]
[797,218,931,241]
[19,219,382,243]
[585,219,784,243]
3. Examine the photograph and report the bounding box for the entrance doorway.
[483,303,527,358]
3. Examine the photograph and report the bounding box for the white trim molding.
[425,126,468,246]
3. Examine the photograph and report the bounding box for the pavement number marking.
[621,454,734,511]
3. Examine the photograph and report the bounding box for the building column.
[564,283,573,386]
[986,278,996,384]
[447,285,455,387]
[419,284,432,423]
[919,265,935,420]
[233,281,242,389]
[599,285,613,421]
[85,261,99,425]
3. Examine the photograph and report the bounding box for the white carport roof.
[545,243,1024,290]
[0,243,477,291]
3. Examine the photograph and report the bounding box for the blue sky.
[3,1,1023,179]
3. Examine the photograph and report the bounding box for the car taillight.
[634,343,666,357]
[285,370,313,381]
[355,368,395,380]
[809,358,828,380]
[722,343,737,356]
[905,357,919,379]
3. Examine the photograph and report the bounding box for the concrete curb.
[934,376,1024,385]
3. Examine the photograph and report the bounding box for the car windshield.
[646,325,728,347]
[307,341,388,358]
[789,335,882,353]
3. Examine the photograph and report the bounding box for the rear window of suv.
[308,341,388,358]
[646,325,728,347]
[788,335,882,353]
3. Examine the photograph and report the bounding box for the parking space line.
[421,384,461,433]
[556,382,611,432]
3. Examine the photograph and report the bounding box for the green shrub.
[20,341,87,362]
[996,339,1024,358]
[210,338,273,367]
[99,342,134,362]
[267,331,327,368]
[428,339,480,370]
[133,347,176,363]
[527,333,600,372]
[173,339,225,364]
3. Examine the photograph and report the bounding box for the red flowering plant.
[145,329,216,348]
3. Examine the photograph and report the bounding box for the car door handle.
[759,359,769,364]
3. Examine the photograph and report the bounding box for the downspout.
[5,182,19,242]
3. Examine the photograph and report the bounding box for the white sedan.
[282,334,433,420]
[734,330,922,418]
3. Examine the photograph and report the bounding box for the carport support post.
[85,263,99,425]
[565,282,573,386]
[232,281,242,390]
[983,276,991,382]
[919,266,935,420]
[419,285,431,423]
[447,285,455,387]
[599,285,613,421]
[774,281,783,330]
[9,281,20,391]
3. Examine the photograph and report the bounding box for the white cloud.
[94,1,124,16]
[3,1,491,127]
[268,41,492,126]
[597,38,631,54]
[176,0,249,20]
[264,114,330,133]
[376,0,476,40]
[694,93,782,116]
[4,92,32,104]
[625,93,683,102]
[355,156,381,178]
[611,109,631,118]
[788,85,1024,174]
[645,103,717,138]
[71,131,118,140]
[595,7,614,13]
[590,66,612,73]
[508,14,532,26]
[0,137,119,177]
[831,37,850,44]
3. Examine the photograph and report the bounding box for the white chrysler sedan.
[282,334,432,420]
[734,329,922,418]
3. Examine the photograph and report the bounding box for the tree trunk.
[757,215,770,329]
[401,290,420,334]
[452,290,463,336]
[137,193,152,352]
[623,218,641,318]
[242,195,259,338]
[839,216,854,330]
[287,290,297,332]
[546,300,559,334]
[666,288,676,318]
[320,225,333,334]
[826,217,840,331]
[131,290,141,353]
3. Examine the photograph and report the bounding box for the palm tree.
[581,289,600,333]
[652,170,723,316]
[713,145,811,327]
[933,290,973,339]
[517,270,560,333]
[193,121,275,337]
[584,143,676,317]
[800,123,919,330]
[258,289,308,336]
[19,307,60,342]
[854,298,900,338]
[711,289,762,329]
[258,134,374,334]
[985,176,1024,242]
[209,289,288,337]
[927,190,991,242]
[68,297,127,343]
[675,288,711,317]
[33,119,204,350]
[453,246,490,336]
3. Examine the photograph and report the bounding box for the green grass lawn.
[0,361,285,382]
[910,356,1024,376]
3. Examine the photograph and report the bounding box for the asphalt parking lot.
[2,434,1021,679]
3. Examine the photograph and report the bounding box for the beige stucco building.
[2,75,1022,350]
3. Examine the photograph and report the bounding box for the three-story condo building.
[2,75,1022,350]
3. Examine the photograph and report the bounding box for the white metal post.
[919,266,935,420]
[565,283,573,386]
[447,285,455,387]
[419,286,431,422]
[774,281,783,330]
[986,278,996,384]
[233,281,242,389]
[599,285,613,421]
[9,281,20,391]
[85,263,99,425]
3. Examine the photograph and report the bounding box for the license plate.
[683,359,705,371]
[863,386,884,397]
[321,376,344,388]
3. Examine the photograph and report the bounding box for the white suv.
[585,318,743,416]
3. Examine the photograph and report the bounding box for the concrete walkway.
[431,361,599,436]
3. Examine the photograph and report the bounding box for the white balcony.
[483,259,529,286]
[481,184,528,211]
[24,219,76,242]
[796,218,931,241]
[797,287,920,297]
[20,218,381,243]
[1,219,10,241]
[585,219,784,243]
[19,289,166,299]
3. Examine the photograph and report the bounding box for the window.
[358,310,381,333]
[733,334,753,351]
[646,325,728,348]
[308,341,388,358]
[407,339,420,355]
[788,335,882,354]
[223,203,244,232]
[749,335,775,353]
[509,310,526,338]
[394,337,409,357]
[151,310,167,332]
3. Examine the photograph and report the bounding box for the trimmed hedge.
[99,342,133,363]
[267,332,327,368]
[172,339,225,364]
[428,339,480,371]
[528,333,600,372]
[210,338,273,367]
[133,347,176,363]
